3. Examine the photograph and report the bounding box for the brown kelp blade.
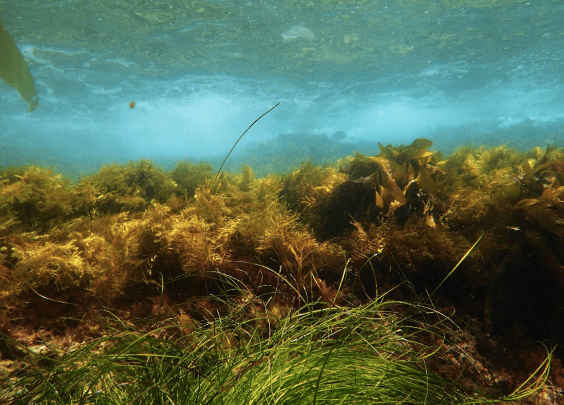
[0,16,40,110]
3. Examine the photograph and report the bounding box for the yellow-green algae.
[1,143,564,401]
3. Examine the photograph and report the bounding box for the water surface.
[1,0,563,174]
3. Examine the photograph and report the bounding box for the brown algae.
[1,142,564,401]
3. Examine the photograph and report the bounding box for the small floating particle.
[344,33,359,44]
[129,101,136,108]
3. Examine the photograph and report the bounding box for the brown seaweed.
[2,143,564,400]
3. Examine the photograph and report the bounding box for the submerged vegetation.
[2,142,564,403]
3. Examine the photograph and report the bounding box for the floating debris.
[343,33,360,44]
[281,25,314,40]
[0,16,40,110]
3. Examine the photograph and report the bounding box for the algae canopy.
[3,1,564,403]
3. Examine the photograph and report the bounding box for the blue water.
[1,0,563,175]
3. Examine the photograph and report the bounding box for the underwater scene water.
[4,1,564,403]
[1,0,563,175]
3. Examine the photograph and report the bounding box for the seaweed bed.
[2,140,564,402]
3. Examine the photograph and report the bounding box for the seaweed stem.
[426,231,484,302]
[211,102,280,194]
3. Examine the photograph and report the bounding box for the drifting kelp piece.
[0,16,39,110]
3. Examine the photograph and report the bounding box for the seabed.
[1,140,564,403]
